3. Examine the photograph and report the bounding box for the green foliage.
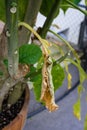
[85,0,87,6]
[40,0,82,18]
[19,44,42,64]
[40,0,59,18]
[0,0,5,22]
[33,63,65,101]
[52,64,65,91]
[25,65,37,79]
[73,98,81,120]
[73,0,81,4]
[33,74,42,101]
[0,0,29,22]
[40,0,55,17]
[84,114,87,130]
[36,57,44,70]
[61,0,81,12]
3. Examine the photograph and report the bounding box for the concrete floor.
[23,64,87,130]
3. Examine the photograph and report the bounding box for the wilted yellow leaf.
[73,98,81,120]
[77,85,83,96]
[67,73,72,89]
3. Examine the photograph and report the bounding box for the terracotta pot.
[2,86,30,130]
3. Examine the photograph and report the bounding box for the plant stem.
[19,0,42,44]
[49,29,80,64]
[66,0,87,15]
[5,0,19,77]
[39,0,62,38]
[0,77,24,111]
[19,22,48,46]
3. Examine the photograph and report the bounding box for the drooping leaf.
[40,46,58,112]
[52,64,65,91]
[77,85,83,96]
[84,114,87,130]
[67,73,72,89]
[19,44,42,64]
[33,63,65,102]
[33,42,65,112]
[73,98,81,120]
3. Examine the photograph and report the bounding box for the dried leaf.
[40,46,58,112]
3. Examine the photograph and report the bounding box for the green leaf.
[36,57,44,70]
[84,114,87,130]
[67,0,81,4]
[19,44,42,64]
[74,0,81,4]
[0,0,5,22]
[33,74,42,101]
[61,0,81,13]
[40,0,59,18]
[40,0,55,17]
[73,98,81,120]
[25,65,36,79]
[85,0,87,6]
[52,64,65,91]
[61,0,70,12]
